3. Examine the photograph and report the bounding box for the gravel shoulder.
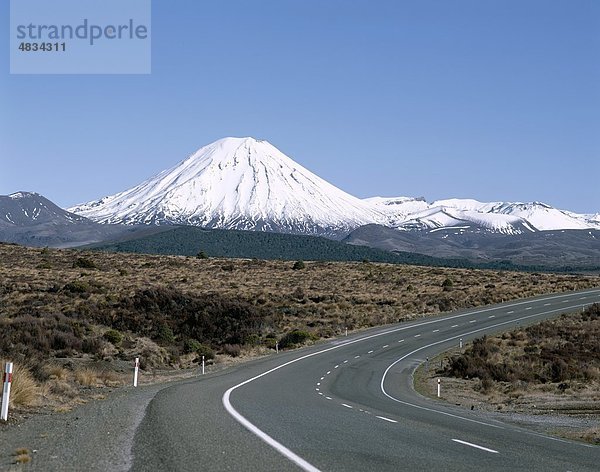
[0,381,170,471]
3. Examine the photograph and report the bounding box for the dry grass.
[1,242,598,372]
[1,242,599,369]
[0,360,40,408]
[42,363,69,381]
[74,368,99,387]
[416,305,600,444]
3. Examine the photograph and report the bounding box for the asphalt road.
[132,289,600,472]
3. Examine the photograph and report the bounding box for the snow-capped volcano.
[69,137,387,237]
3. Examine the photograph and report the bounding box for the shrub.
[278,329,315,349]
[222,343,242,357]
[184,338,202,354]
[194,343,215,360]
[103,329,123,345]
[74,257,97,269]
[292,260,305,270]
[184,339,215,360]
[63,281,89,293]
[157,324,175,344]
[196,251,209,259]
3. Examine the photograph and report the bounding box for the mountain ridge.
[67,136,599,236]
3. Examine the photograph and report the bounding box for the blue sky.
[2,0,599,213]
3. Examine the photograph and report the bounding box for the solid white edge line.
[452,439,499,453]
[380,304,595,431]
[222,290,600,470]
[223,389,322,472]
[376,415,398,423]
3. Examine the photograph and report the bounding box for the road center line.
[452,439,499,454]
[376,416,398,423]
[380,304,595,431]
[222,290,599,471]
[451,325,459,328]
[342,403,353,409]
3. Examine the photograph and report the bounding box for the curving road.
[132,289,600,471]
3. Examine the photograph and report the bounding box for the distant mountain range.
[0,192,154,248]
[3,137,599,269]
[68,137,599,237]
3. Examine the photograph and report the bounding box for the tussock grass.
[0,360,40,407]
[0,242,598,370]
[74,368,99,387]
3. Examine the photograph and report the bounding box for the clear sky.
[2,0,599,213]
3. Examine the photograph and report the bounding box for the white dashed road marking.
[376,416,398,424]
[452,439,499,454]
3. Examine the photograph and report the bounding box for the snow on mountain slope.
[366,197,600,234]
[1,191,88,226]
[364,196,430,226]
[69,137,387,236]
[488,202,594,231]
[397,206,529,234]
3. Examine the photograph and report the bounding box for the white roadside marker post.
[437,378,441,398]
[202,355,205,375]
[276,342,279,354]
[345,327,348,337]
[133,357,139,387]
[459,338,463,349]
[1,362,13,421]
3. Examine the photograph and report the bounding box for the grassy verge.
[415,305,600,445]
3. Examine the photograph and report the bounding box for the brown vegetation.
[444,304,600,387]
[419,304,600,445]
[1,242,598,372]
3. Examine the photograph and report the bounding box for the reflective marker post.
[133,357,139,387]
[437,378,441,398]
[1,362,13,421]
[459,338,463,349]
[202,355,205,375]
